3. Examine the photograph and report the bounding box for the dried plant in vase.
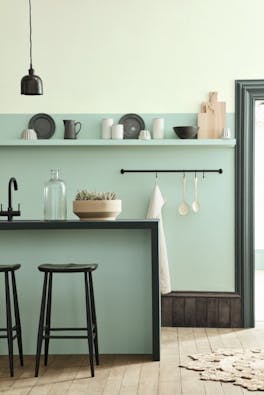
[73,190,122,221]
[75,191,118,201]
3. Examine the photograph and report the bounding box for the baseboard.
[161,291,241,328]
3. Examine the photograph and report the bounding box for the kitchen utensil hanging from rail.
[178,173,200,216]
[192,173,200,213]
[178,174,189,216]
[120,168,223,214]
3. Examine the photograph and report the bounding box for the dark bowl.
[173,126,199,139]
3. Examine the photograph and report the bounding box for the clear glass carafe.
[44,169,67,220]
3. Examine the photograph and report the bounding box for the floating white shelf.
[0,139,236,147]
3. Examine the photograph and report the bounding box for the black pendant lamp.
[21,0,43,95]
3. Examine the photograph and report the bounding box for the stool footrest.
[0,334,18,340]
[43,335,91,339]
[44,326,96,332]
[0,325,18,332]
[46,327,89,331]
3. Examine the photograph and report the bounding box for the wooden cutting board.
[197,112,215,139]
[198,92,226,139]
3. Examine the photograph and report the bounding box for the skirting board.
[161,291,241,328]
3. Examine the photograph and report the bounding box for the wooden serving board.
[198,92,226,139]
[197,112,215,139]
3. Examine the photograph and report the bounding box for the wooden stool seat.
[35,263,99,378]
[38,263,98,273]
[0,264,21,272]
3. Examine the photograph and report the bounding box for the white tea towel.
[147,182,171,294]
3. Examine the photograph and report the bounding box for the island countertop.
[0,219,160,360]
[0,219,159,230]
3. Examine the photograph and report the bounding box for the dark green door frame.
[235,80,264,327]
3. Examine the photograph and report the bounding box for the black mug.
[63,120,82,139]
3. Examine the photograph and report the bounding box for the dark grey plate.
[28,113,56,139]
[118,113,145,139]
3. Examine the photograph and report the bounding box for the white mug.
[111,124,124,139]
[21,128,37,140]
[152,118,165,139]
[101,118,114,139]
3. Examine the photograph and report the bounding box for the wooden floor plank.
[221,382,245,395]
[195,328,225,395]
[233,328,263,349]
[102,356,128,395]
[205,328,224,351]
[218,328,243,350]
[118,358,142,395]
[178,327,206,395]
[193,327,224,395]
[137,362,159,395]
[204,381,224,395]
[159,327,182,395]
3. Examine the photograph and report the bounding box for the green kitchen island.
[0,220,160,360]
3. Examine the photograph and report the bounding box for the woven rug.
[179,348,264,391]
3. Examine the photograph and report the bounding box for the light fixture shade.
[21,68,43,95]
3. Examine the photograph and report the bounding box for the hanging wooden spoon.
[192,174,200,213]
[179,174,189,216]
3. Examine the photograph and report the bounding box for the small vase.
[152,118,165,139]
[111,124,124,139]
[101,118,114,139]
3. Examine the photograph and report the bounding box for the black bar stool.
[35,263,99,378]
[0,264,23,377]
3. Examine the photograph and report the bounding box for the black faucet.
[0,177,21,221]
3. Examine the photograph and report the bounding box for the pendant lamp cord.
[29,0,33,69]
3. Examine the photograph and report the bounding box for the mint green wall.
[0,113,234,140]
[0,112,235,354]
[1,1,264,112]
[255,250,264,270]
[0,113,235,293]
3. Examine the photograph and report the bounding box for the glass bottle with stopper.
[44,169,67,220]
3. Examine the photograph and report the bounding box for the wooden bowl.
[73,200,122,221]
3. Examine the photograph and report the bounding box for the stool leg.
[5,272,14,377]
[11,271,23,367]
[84,272,94,377]
[44,273,53,366]
[35,272,48,377]
[89,271,99,365]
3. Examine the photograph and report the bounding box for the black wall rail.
[120,169,223,175]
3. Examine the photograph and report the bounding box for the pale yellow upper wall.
[1,0,263,113]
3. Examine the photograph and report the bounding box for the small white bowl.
[21,128,37,140]
[139,130,151,140]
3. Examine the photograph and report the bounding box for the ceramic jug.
[63,120,82,139]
